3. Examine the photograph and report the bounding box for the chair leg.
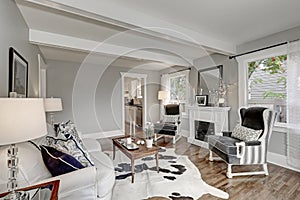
[263,163,269,176]
[172,136,176,144]
[209,150,214,162]
[226,164,233,178]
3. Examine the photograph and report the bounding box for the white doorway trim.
[121,72,147,134]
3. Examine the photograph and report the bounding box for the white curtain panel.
[287,41,300,170]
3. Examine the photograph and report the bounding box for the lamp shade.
[158,91,168,100]
[44,98,62,112]
[0,98,47,145]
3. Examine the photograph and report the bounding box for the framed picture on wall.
[9,47,28,98]
[196,95,208,106]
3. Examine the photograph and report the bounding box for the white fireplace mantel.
[187,106,230,148]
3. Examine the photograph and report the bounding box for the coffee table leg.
[156,153,159,173]
[113,144,116,160]
[131,159,135,183]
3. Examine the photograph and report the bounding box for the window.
[247,55,287,123]
[237,45,288,128]
[169,74,187,102]
[161,71,189,114]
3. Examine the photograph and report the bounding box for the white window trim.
[163,70,190,115]
[237,45,287,132]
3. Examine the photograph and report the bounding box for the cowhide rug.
[107,148,229,200]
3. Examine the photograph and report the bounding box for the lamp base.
[5,145,29,200]
[3,191,29,200]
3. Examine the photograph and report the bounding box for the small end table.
[0,180,60,200]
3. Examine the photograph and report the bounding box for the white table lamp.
[158,91,168,101]
[0,98,47,200]
[44,98,62,126]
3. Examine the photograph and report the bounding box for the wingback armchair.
[154,104,181,144]
[207,107,275,178]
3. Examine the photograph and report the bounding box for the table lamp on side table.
[0,98,47,200]
[44,98,62,127]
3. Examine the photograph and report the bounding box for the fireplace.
[194,120,215,142]
[187,106,230,148]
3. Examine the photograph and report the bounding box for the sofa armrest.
[82,138,102,152]
[35,167,97,200]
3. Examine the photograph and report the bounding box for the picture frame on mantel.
[8,47,28,98]
[196,95,208,106]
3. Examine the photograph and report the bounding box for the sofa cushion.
[40,145,84,176]
[46,136,94,167]
[207,135,241,155]
[232,124,262,142]
[0,142,52,193]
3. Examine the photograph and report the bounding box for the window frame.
[237,45,287,131]
[167,70,189,115]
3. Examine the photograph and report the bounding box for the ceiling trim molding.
[22,0,236,55]
[29,29,192,66]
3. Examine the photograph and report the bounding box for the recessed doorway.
[121,72,147,135]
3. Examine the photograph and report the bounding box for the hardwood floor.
[99,136,300,200]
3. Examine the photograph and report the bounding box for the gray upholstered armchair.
[207,107,275,178]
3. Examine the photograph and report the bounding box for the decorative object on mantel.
[44,97,63,127]
[8,47,28,98]
[0,98,47,200]
[195,95,208,106]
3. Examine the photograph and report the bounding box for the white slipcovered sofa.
[0,128,115,200]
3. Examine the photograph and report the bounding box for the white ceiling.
[16,0,300,70]
[113,0,300,45]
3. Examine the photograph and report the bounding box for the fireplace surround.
[187,106,230,148]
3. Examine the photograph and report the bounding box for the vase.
[145,139,153,148]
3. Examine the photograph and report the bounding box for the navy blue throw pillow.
[40,145,84,176]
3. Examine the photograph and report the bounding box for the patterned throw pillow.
[40,145,84,176]
[164,115,179,123]
[45,136,94,167]
[231,124,262,142]
[55,120,83,146]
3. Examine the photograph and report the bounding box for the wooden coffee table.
[112,136,159,183]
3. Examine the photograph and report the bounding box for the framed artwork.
[196,95,208,106]
[9,47,28,97]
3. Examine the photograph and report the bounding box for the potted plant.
[144,122,154,148]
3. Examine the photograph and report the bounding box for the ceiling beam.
[29,29,193,66]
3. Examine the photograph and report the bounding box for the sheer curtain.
[287,41,300,170]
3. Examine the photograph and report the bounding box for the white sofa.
[0,135,115,200]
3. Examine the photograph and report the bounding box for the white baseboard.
[82,130,123,139]
[267,152,300,172]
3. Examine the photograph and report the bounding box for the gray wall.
[47,59,160,134]
[0,0,40,97]
[236,25,300,156]
[193,54,239,130]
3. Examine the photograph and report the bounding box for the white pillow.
[232,124,262,142]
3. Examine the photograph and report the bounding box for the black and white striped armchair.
[207,107,275,178]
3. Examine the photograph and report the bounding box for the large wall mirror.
[197,65,223,105]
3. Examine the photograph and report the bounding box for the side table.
[0,180,60,200]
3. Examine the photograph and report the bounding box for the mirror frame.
[197,65,223,95]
